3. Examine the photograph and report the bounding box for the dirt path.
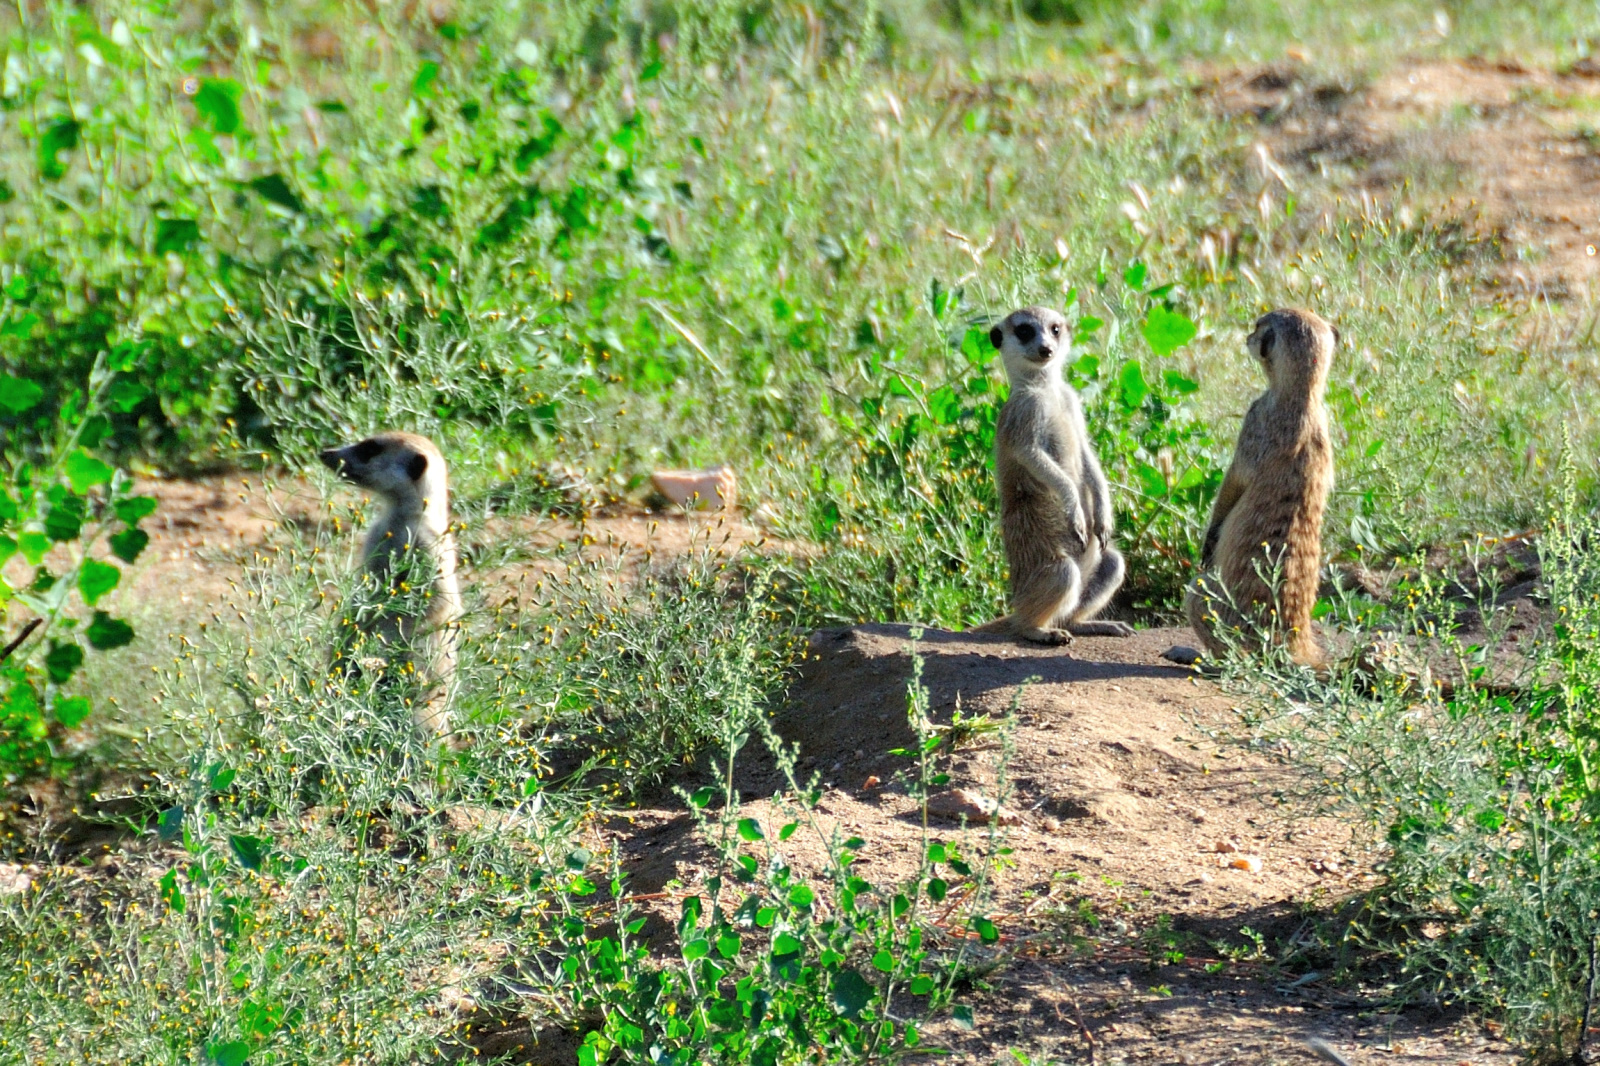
[609,624,1512,1066]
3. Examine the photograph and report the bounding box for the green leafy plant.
[0,354,150,784]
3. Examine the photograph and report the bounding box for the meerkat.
[1184,308,1336,669]
[972,306,1135,645]
[320,431,462,739]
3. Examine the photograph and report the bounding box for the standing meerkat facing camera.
[972,306,1134,645]
[1185,308,1336,669]
[320,431,462,739]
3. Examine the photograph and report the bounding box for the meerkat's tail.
[1280,515,1326,670]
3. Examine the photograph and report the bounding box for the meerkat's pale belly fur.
[361,515,462,734]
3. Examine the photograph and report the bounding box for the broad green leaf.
[910,975,935,995]
[156,806,184,842]
[952,1004,976,1030]
[64,450,114,494]
[229,834,272,871]
[412,61,440,98]
[689,786,716,808]
[872,949,894,973]
[114,496,158,525]
[1123,260,1148,289]
[105,379,148,412]
[1163,370,1200,395]
[18,531,49,565]
[960,327,988,366]
[565,847,592,871]
[1142,305,1198,356]
[926,877,948,902]
[250,173,303,213]
[193,78,242,133]
[682,937,710,961]
[159,868,186,913]
[970,915,999,942]
[1137,461,1168,498]
[38,119,80,180]
[778,822,798,841]
[45,496,85,541]
[716,931,741,958]
[86,611,134,650]
[1,312,40,339]
[54,694,91,728]
[78,558,120,605]
[830,968,873,1020]
[772,932,802,956]
[78,415,111,450]
[154,218,201,255]
[204,1039,249,1066]
[1119,361,1149,410]
[0,375,42,414]
[44,642,84,683]
[788,884,815,908]
[736,817,764,842]
[109,528,149,563]
[240,998,287,1041]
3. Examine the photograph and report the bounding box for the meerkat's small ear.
[1331,325,1342,349]
[406,452,428,481]
[989,326,1004,349]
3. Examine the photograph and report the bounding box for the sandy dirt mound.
[1214,57,1600,294]
[609,623,1514,1066]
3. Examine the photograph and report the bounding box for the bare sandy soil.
[1212,56,1600,296]
[600,623,1512,1066]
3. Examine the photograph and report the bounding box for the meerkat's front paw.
[1019,627,1073,646]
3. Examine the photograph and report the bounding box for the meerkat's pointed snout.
[319,447,345,473]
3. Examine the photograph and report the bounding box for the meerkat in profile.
[972,306,1134,645]
[321,432,462,739]
[1185,308,1336,668]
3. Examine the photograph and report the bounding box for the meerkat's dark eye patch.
[1014,322,1037,345]
[989,326,1004,349]
[1051,323,1061,336]
[406,452,429,481]
[1259,326,1275,360]
[352,439,383,463]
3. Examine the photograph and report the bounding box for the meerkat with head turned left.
[971,306,1134,645]
[1185,307,1336,669]
[320,431,462,739]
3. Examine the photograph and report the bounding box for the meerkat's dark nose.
[1014,322,1037,344]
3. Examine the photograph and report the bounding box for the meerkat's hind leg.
[1007,556,1082,645]
[1064,548,1134,637]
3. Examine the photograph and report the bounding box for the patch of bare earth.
[1213,57,1600,295]
[606,623,1513,1066]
